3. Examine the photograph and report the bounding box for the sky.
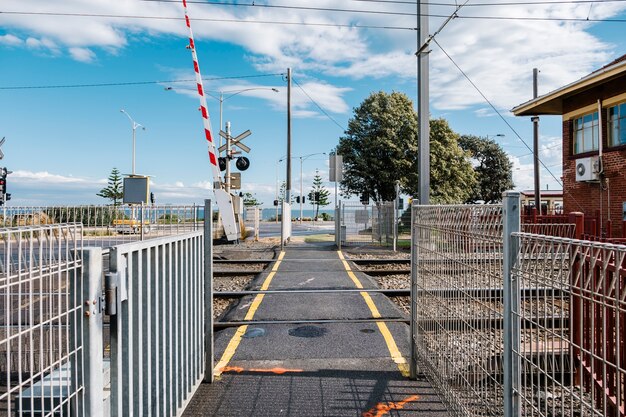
[1,0,626,207]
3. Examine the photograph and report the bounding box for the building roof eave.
[511,58,626,117]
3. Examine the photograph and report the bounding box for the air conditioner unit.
[575,156,600,182]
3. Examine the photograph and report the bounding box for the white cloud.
[1,0,625,114]
[69,47,96,63]
[0,34,22,46]
[509,134,563,190]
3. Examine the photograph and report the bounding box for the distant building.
[512,54,626,237]
[520,189,563,215]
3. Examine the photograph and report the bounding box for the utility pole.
[225,121,232,193]
[417,0,430,205]
[286,68,292,204]
[532,68,541,212]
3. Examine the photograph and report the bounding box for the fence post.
[336,201,342,250]
[77,247,105,417]
[409,202,417,379]
[569,212,584,240]
[503,191,521,417]
[204,199,214,382]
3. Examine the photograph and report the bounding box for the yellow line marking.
[338,250,410,377]
[214,251,285,377]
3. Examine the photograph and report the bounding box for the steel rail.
[214,318,410,329]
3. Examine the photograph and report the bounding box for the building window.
[573,111,599,154]
[608,102,626,147]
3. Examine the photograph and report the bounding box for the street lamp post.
[299,152,326,225]
[120,109,145,176]
[276,156,286,224]
[164,86,278,146]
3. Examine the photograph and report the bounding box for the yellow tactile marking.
[338,251,410,377]
[214,251,285,376]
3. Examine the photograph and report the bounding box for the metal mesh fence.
[108,230,206,416]
[0,205,218,248]
[411,204,505,416]
[0,223,84,416]
[511,234,626,416]
[340,202,395,246]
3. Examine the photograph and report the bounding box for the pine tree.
[308,170,330,220]
[97,168,124,206]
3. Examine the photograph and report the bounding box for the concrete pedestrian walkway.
[183,242,449,416]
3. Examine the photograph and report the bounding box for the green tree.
[308,170,331,220]
[97,168,124,206]
[404,118,476,204]
[336,91,417,203]
[336,91,476,204]
[241,192,261,206]
[458,135,514,203]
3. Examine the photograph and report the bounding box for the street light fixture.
[164,86,279,148]
[298,152,326,224]
[120,109,146,175]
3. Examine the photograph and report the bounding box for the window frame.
[608,101,626,148]
[572,110,599,155]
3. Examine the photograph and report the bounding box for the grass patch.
[304,234,335,243]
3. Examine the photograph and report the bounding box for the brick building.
[512,55,626,237]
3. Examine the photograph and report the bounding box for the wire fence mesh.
[0,223,84,417]
[412,200,626,417]
[411,204,505,416]
[512,234,626,417]
[340,202,397,246]
[0,205,220,248]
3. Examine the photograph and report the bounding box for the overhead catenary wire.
[3,9,626,24]
[0,73,283,90]
[292,78,346,131]
[431,37,584,209]
[0,11,416,31]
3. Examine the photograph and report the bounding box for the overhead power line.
[0,73,283,90]
[292,78,346,132]
[139,0,418,16]
[3,9,626,24]
[0,11,416,31]
[431,37,584,209]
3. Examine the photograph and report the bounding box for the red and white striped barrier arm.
[181,0,222,186]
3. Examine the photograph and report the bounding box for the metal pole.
[417,0,429,205]
[338,201,342,250]
[219,93,223,149]
[140,203,144,241]
[225,122,231,194]
[300,157,303,225]
[532,68,541,212]
[77,248,105,417]
[409,201,416,379]
[286,68,292,204]
[132,124,136,175]
[393,182,399,252]
[503,190,521,417]
[203,199,214,382]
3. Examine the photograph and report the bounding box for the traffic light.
[301,196,305,204]
[295,196,300,203]
[218,157,227,171]
[0,167,6,197]
[235,156,250,171]
[273,200,279,206]
[360,192,369,205]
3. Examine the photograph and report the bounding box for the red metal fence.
[571,244,626,416]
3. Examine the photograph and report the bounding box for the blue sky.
[1,0,626,207]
